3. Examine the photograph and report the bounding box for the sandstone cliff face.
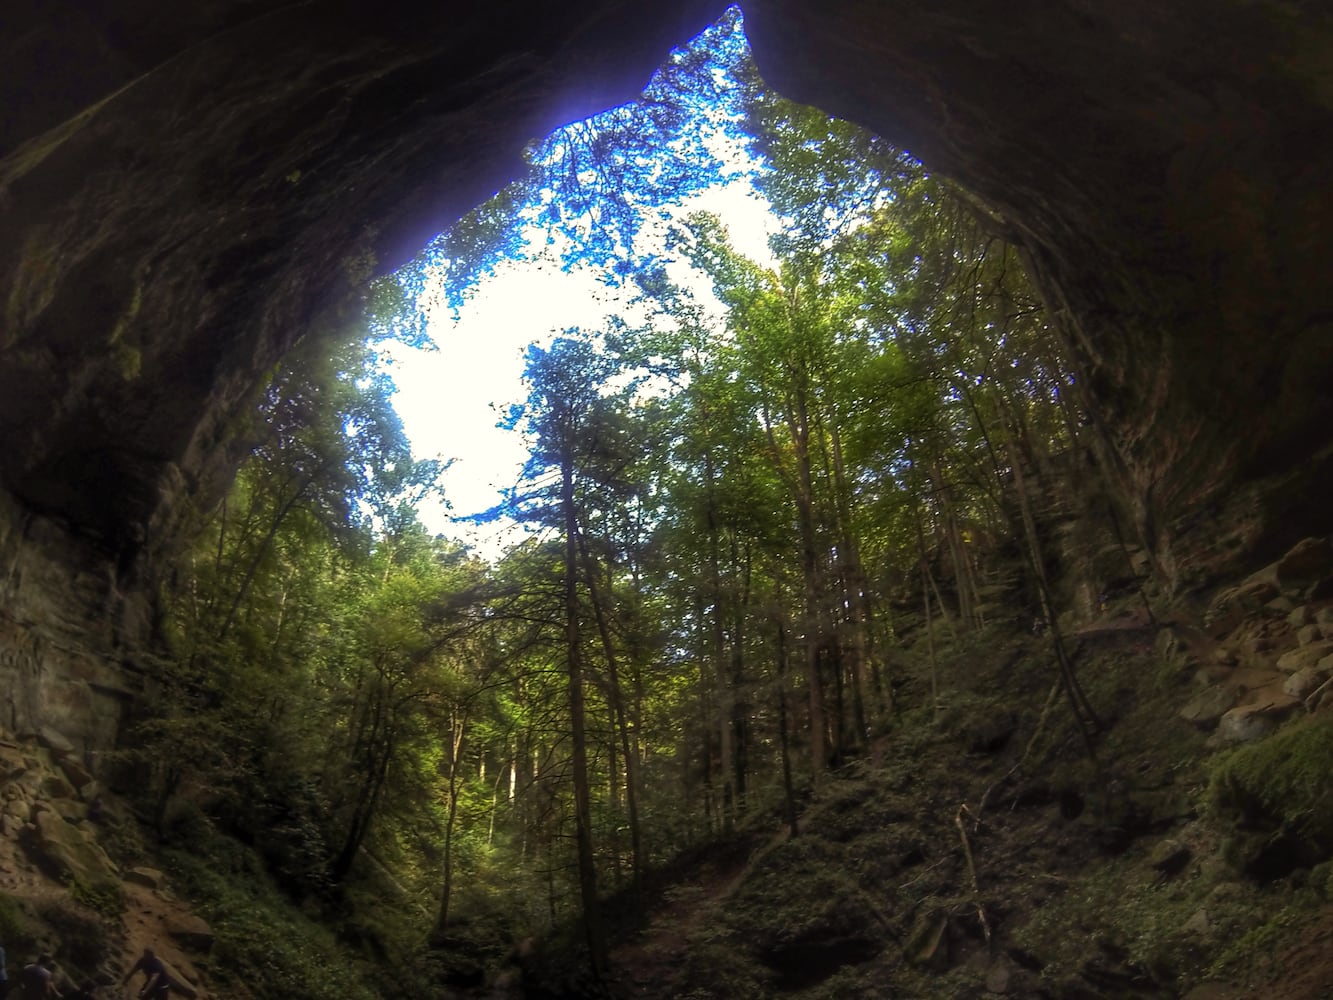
[2,1,1331,744]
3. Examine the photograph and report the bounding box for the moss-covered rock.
[1209,713,1333,872]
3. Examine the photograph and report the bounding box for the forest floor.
[3,598,1333,999]
[594,606,1333,1000]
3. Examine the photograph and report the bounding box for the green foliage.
[0,892,34,954]
[63,874,124,920]
[137,11,1110,991]
[163,836,382,1000]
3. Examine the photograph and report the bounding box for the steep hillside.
[2,537,1332,999]
[561,540,1333,999]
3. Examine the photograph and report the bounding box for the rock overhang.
[1,0,1331,647]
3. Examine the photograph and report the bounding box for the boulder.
[125,866,166,889]
[1214,690,1301,744]
[1277,641,1333,673]
[41,772,76,801]
[1284,668,1328,700]
[1307,577,1333,601]
[58,757,95,794]
[0,746,26,780]
[26,808,119,895]
[36,726,75,758]
[1181,907,1213,942]
[166,912,215,953]
[905,909,950,969]
[1223,668,1284,695]
[1194,665,1232,686]
[49,798,85,824]
[1214,706,1277,744]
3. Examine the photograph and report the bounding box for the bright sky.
[385,181,776,559]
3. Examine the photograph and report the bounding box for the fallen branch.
[1305,676,1333,713]
[897,854,949,891]
[954,804,992,946]
[980,677,1060,814]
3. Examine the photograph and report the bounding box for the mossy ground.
[606,610,1333,1000]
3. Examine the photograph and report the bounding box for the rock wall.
[743,0,1333,585]
[2,0,1331,745]
[0,491,136,749]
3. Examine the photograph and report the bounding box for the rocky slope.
[573,536,1333,999]
[0,727,213,996]
[1,538,1333,999]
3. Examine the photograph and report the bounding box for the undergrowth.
[161,825,381,1000]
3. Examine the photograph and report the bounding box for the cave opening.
[4,3,1333,996]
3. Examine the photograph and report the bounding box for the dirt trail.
[608,796,848,997]
[0,783,208,996]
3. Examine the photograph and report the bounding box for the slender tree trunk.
[561,447,606,976]
[704,450,735,829]
[433,711,468,940]
[775,618,799,838]
[914,505,941,721]
[575,528,644,901]
[828,425,871,740]
[1009,448,1102,759]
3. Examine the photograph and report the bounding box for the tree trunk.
[575,528,644,901]
[561,446,606,976]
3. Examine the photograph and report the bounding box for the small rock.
[1179,687,1236,730]
[125,867,165,889]
[1181,907,1212,941]
[985,962,1012,994]
[1194,665,1232,686]
[1149,839,1192,878]
[1287,605,1314,627]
